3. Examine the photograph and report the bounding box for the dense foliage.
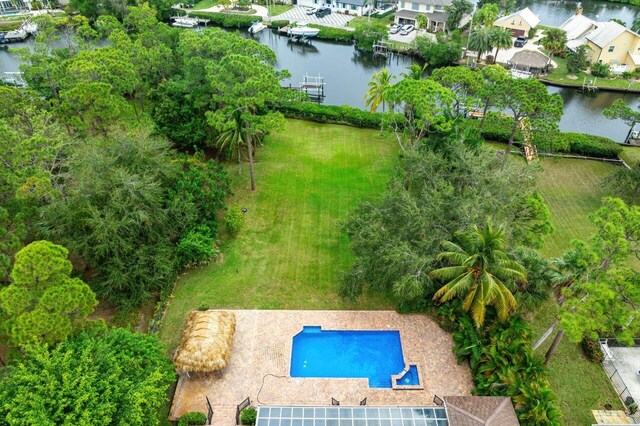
[442,307,562,425]
[0,241,97,348]
[0,327,175,425]
[341,133,550,305]
[414,34,462,67]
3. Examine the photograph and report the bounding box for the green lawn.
[159,120,397,352]
[268,4,293,15]
[537,157,619,257]
[192,0,217,10]
[542,54,640,91]
[528,301,623,425]
[621,146,640,165]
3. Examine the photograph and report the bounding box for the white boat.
[23,22,38,35]
[3,28,28,42]
[172,17,199,28]
[287,22,320,38]
[248,21,267,34]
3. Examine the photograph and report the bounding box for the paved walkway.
[170,310,473,425]
[271,6,354,29]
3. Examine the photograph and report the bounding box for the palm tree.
[489,27,513,64]
[213,109,263,175]
[540,28,568,57]
[363,68,395,113]
[400,63,427,81]
[468,27,493,62]
[430,220,525,327]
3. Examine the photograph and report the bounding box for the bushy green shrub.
[414,34,462,66]
[177,225,219,266]
[178,411,207,426]
[241,408,258,425]
[590,62,610,78]
[275,102,384,128]
[311,25,354,43]
[269,19,289,28]
[353,20,388,51]
[224,206,246,236]
[534,132,622,158]
[190,11,255,28]
[580,337,604,363]
[477,113,521,143]
[444,307,562,425]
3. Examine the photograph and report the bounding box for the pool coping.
[391,362,425,391]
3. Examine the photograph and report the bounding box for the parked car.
[315,6,331,17]
[389,24,402,34]
[306,7,318,15]
[399,24,414,35]
[514,36,527,47]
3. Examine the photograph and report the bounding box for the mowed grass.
[528,301,623,425]
[621,146,640,165]
[537,157,619,257]
[159,120,397,351]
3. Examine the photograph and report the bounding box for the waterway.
[512,0,639,27]
[1,6,639,142]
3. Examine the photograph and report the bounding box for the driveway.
[271,6,354,29]
[389,29,432,44]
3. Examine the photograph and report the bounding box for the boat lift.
[298,74,325,102]
[373,40,389,57]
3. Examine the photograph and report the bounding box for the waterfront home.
[296,0,374,16]
[559,11,640,72]
[493,7,540,38]
[393,0,469,32]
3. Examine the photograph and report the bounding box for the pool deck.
[169,310,473,424]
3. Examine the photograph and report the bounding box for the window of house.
[434,6,444,11]
[351,4,356,9]
[411,2,419,10]
[608,46,615,52]
[400,1,405,8]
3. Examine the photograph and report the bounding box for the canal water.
[1,4,639,141]
[512,0,639,27]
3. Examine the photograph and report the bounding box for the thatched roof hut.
[507,50,552,74]
[174,310,236,375]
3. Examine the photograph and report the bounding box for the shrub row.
[309,24,355,43]
[439,305,562,425]
[190,11,256,28]
[275,102,383,128]
[465,113,622,158]
[269,19,289,28]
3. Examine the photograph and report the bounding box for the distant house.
[296,0,374,16]
[493,7,540,37]
[559,10,640,71]
[393,0,470,32]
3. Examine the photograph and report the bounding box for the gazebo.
[173,310,236,376]
[507,50,552,75]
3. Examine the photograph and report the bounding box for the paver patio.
[169,310,473,424]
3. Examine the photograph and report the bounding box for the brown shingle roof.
[444,396,520,426]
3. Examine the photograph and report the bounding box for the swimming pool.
[290,326,406,388]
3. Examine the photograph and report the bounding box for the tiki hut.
[174,310,236,375]
[507,50,552,75]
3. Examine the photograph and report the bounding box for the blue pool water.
[395,365,420,386]
[290,326,405,388]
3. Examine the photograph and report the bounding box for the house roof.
[408,0,452,7]
[585,21,627,48]
[444,396,520,426]
[341,0,366,6]
[494,7,540,28]
[507,49,551,69]
[426,11,449,23]
[559,13,597,41]
[395,9,421,19]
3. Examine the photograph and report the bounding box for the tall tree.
[445,0,473,30]
[0,241,97,348]
[384,78,455,150]
[603,99,640,145]
[206,54,288,191]
[430,66,483,114]
[476,65,510,129]
[473,3,499,27]
[489,27,513,63]
[0,327,175,424]
[468,27,493,61]
[364,68,395,113]
[540,28,568,57]
[500,77,564,162]
[431,220,525,327]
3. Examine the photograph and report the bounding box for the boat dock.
[169,15,210,27]
[299,74,325,101]
[2,72,26,86]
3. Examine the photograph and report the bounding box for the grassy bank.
[158,120,397,352]
[621,145,640,165]
[542,54,640,91]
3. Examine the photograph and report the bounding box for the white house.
[296,0,374,16]
[393,0,469,32]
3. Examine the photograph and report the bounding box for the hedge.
[465,113,622,158]
[269,19,289,28]
[178,412,207,426]
[309,24,355,43]
[276,102,383,128]
[190,11,256,28]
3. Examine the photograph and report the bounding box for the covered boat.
[287,22,320,38]
[248,20,267,34]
